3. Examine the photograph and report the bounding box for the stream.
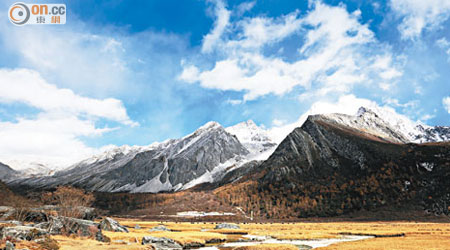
[197,234,374,250]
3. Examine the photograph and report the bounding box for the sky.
[0,0,449,168]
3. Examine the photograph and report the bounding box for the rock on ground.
[149,225,172,232]
[100,217,129,233]
[1,226,48,241]
[141,236,182,250]
[5,240,14,250]
[95,231,111,243]
[214,223,240,229]
[35,216,100,236]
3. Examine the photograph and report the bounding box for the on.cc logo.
[9,3,30,25]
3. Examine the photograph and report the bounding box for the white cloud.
[228,11,303,50]
[0,114,109,170]
[236,1,256,15]
[436,37,450,60]
[390,0,450,39]
[436,37,450,48]
[272,119,286,126]
[180,1,402,101]
[0,69,136,169]
[443,96,450,113]
[0,69,136,126]
[383,98,418,108]
[0,19,132,95]
[419,113,435,122]
[226,99,243,105]
[202,0,231,53]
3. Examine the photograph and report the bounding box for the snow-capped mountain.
[0,162,17,181]
[2,160,57,177]
[313,106,450,144]
[5,107,449,194]
[352,107,450,143]
[226,120,278,161]
[318,107,410,143]
[413,125,450,143]
[252,108,450,219]
[8,121,253,193]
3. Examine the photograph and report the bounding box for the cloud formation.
[180,1,402,101]
[0,69,136,169]
[0,69,136,126]
[444,96,450,113]
[390,0,450,39]
[202,0,231,53]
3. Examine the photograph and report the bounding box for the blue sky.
[0,0,449,167]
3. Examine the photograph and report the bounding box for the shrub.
[36,235,60,250]
[41,186,95,235]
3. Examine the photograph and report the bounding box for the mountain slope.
[8,122,250,193]
[216,112,450,218]
[414,125,450,143]
[354,106,450,143]
[0,162,16,181]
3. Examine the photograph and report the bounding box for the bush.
[42,186,95,235]
[36,235,60,250]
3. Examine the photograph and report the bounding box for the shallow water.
[197,235,373,250]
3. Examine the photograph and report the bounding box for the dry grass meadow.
[2,219,450,249]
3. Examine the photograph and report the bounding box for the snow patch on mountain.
[79,145,150,166]
[182,171,214,190]
[2,159,57,177]
[309,106,450,144]
[226,120,278,160]
[354,107,450,143]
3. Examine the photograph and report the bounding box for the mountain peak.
[197,121,222,131]
[356,106,378,118]
[307,108,410,143]
[243,119,257,127]
[226,120,271,142]
[226,119,277,160]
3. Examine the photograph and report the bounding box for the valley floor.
[5,220,450,250]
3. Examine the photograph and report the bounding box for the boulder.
[214,223,240,230]
[149,225,171,232]
[78,207,97,220]
[1,226,48,241]
[141,236,182,250]
[36,216,100,236]
[95,231,110,243]
[100,217,129,233]
[5,241,14,250]
[183,242,205,248]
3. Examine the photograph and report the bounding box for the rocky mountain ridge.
[215,110,450,218]
[4,106,450,196]
[7,120,276,193]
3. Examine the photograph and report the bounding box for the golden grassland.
[2,219,450,249]
[318,235,450,250]
[117,219,450,240]
[233,244,300,250]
